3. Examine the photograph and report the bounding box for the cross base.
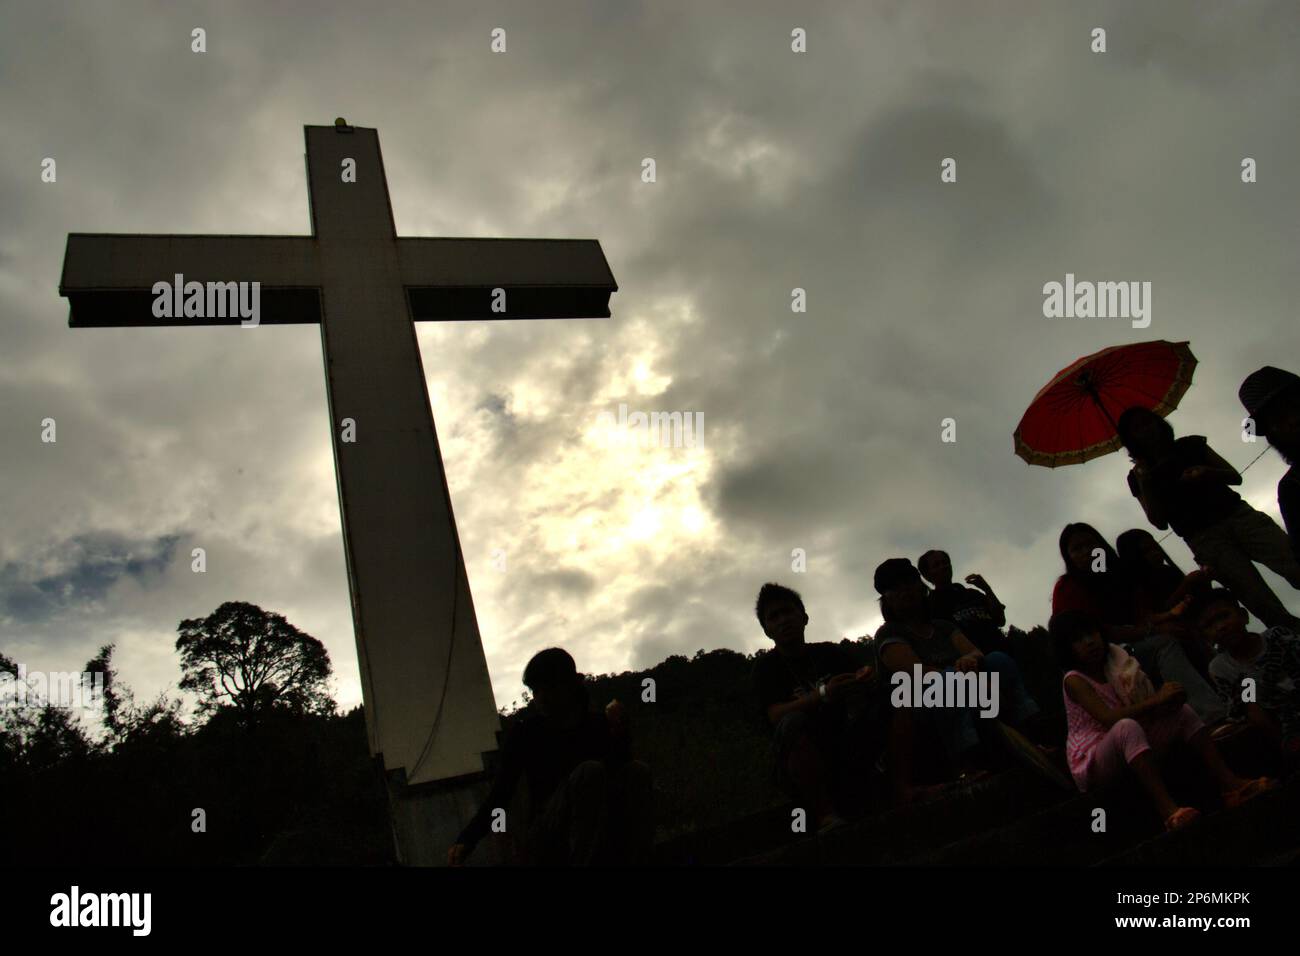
[383,760,507,866]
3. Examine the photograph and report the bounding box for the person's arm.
[1064,674,1180,730]
[1129,468,1170,530]
[966,574,1006,627]
[881,641,944,676]
[1164,570,1212,610]
[950,627,984,672]
[765,682,825,726]
[1182,445,1242,486]
[450,728,524,863]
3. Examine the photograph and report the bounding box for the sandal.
[1222,777,1279,809]
[1164,807,1201,831]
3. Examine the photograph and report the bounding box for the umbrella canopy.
[1014,340,1197,467]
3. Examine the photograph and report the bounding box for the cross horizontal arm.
[398,238,618,321]
[60,234,323,327]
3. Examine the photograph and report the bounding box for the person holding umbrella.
[1014,341,1300,630]
[1117,405,1300,631]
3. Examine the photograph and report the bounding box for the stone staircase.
[654,768,1300,866]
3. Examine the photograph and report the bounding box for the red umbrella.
[1014,340,1197,467]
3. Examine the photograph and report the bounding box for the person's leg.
[1232,504,1300,602]
[1145,634,1228,724]
[774,711,836,826]
[1158,703,1250,792]
[885,707,915,804]
[563,760,612,865]
[1190,520,1300,629]
[1087,717,1181,820]
[608,759,654,865]
[527,774,580,865]
[839,691,892,809]
[1125,634,1165,684]
[925,673,983,773]
[980,651,1040,723]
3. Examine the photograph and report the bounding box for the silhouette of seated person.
[917,549,1011,654]
[448,648,652,866]
[1194,587,1300,766]
[874,558,1047,781]
[1116,528,1216,678]
[752,582,900,829]
[1052,522,1225,725]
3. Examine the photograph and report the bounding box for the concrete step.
[733,768,1065,865]
[1095,773,1300,866]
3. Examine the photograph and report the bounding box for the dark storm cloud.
[0,531,181,623]
[3,0,1298,712]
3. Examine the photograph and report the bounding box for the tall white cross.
[59,122,617,861]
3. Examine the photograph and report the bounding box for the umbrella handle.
[1077,374,1119,432]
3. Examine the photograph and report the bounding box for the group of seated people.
[447,538,1300,868]
[446,369,1300,864]
[447,536,1300,865]
[761,532,1300,838]
[747,369,1300,838]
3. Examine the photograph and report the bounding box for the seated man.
[874,558,1059,783]
[752,582,898,829]
[918,549,1011,654]
[448,648,652,866]
[1194,587,1300,758]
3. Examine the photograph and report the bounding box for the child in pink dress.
[1050,609,1275,830]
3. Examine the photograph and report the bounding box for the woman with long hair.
[1116,528,1216,677]
[1051,522,1225,724]
[1115,529,1197,612]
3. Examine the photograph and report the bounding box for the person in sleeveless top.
[1050,609,1276,831]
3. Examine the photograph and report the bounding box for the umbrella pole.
[1080,378,1119,432]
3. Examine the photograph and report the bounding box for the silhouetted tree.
[0,651,27,771]
[84,643,186,746]
[176,601,335,724]
[0,650,94,771]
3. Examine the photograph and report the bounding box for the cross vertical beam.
[59,122,617,863]
[306,126,500,787]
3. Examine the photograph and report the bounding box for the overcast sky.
[3,0,1298,719]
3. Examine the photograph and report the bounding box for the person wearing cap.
[1239,366,1300,563]
[873,558,1047,779]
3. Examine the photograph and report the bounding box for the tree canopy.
[176,601,334,721]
